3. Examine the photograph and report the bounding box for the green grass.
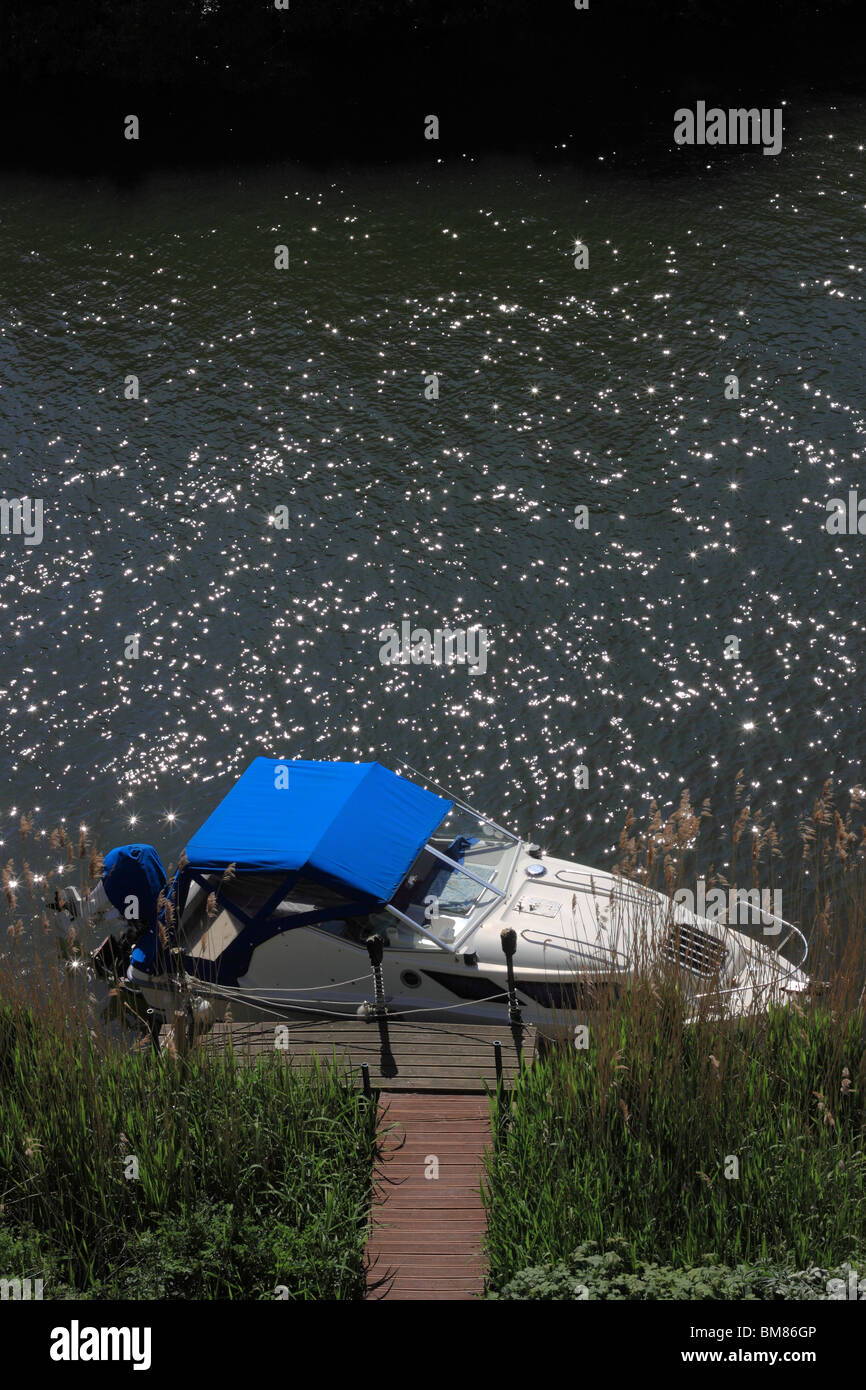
[483,779,866,1295]
[484,995,866,1290]
[0,1003,378,1299]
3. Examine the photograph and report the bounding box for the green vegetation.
[0,821,379,1300]
[0,1003,378,1299]
[487,1241,862,1301]
[484,999,866,1290]
[484,781,866,1297]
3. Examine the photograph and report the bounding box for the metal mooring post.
[172,1010,188,1056]
[361,1062,372,1098]
[500,927,522,1026]
[493,1036,509,1146]
[365,935,387,1017]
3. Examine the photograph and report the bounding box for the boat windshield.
[384,806,518,934]
[321,806,518,953]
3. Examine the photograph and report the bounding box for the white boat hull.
[127,843,809,1034]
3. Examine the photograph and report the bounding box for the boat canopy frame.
[169,827,515,961]
[160,759,524,972]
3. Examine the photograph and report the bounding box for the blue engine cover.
[101,843,166,925]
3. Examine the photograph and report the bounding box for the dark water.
[0,102,864,898]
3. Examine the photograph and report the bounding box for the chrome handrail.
[553,870,810,976]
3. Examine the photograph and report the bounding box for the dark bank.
[1,0,864,172]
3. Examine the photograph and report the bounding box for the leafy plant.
[487,1240,866,1300]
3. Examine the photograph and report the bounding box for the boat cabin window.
[321,816,517,951]
[216,871,292,919]
[183,871,356,925]
[265,877,354,919]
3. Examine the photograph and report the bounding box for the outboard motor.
[63,843,166,982]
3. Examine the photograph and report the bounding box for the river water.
[0,101,864,906]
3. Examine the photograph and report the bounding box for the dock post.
[499,928,523,1026]
[366,935,388,1017]
[492,1036,509,1147]
[361,1062,372,1098]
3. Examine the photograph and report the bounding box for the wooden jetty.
[174,1017,533,1092]
[166,1014,536,1300]
[366,1093,491,1300]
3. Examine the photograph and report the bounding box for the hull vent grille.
[663,922,728,978]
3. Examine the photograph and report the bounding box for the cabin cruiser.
[68,760,809,1032]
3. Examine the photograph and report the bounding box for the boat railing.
[553,869,809,976]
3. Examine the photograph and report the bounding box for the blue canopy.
[184,759,452,905]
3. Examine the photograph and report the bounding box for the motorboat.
[72,759,809,1032]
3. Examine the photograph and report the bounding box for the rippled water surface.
[1,104,864,884]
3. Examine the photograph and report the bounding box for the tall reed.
[0,817,378,1298]
[484,780,866,1287]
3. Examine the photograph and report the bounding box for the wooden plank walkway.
[164,1015,536,1300]
[168,1017,535,1093]
[365,1094,491,1300]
